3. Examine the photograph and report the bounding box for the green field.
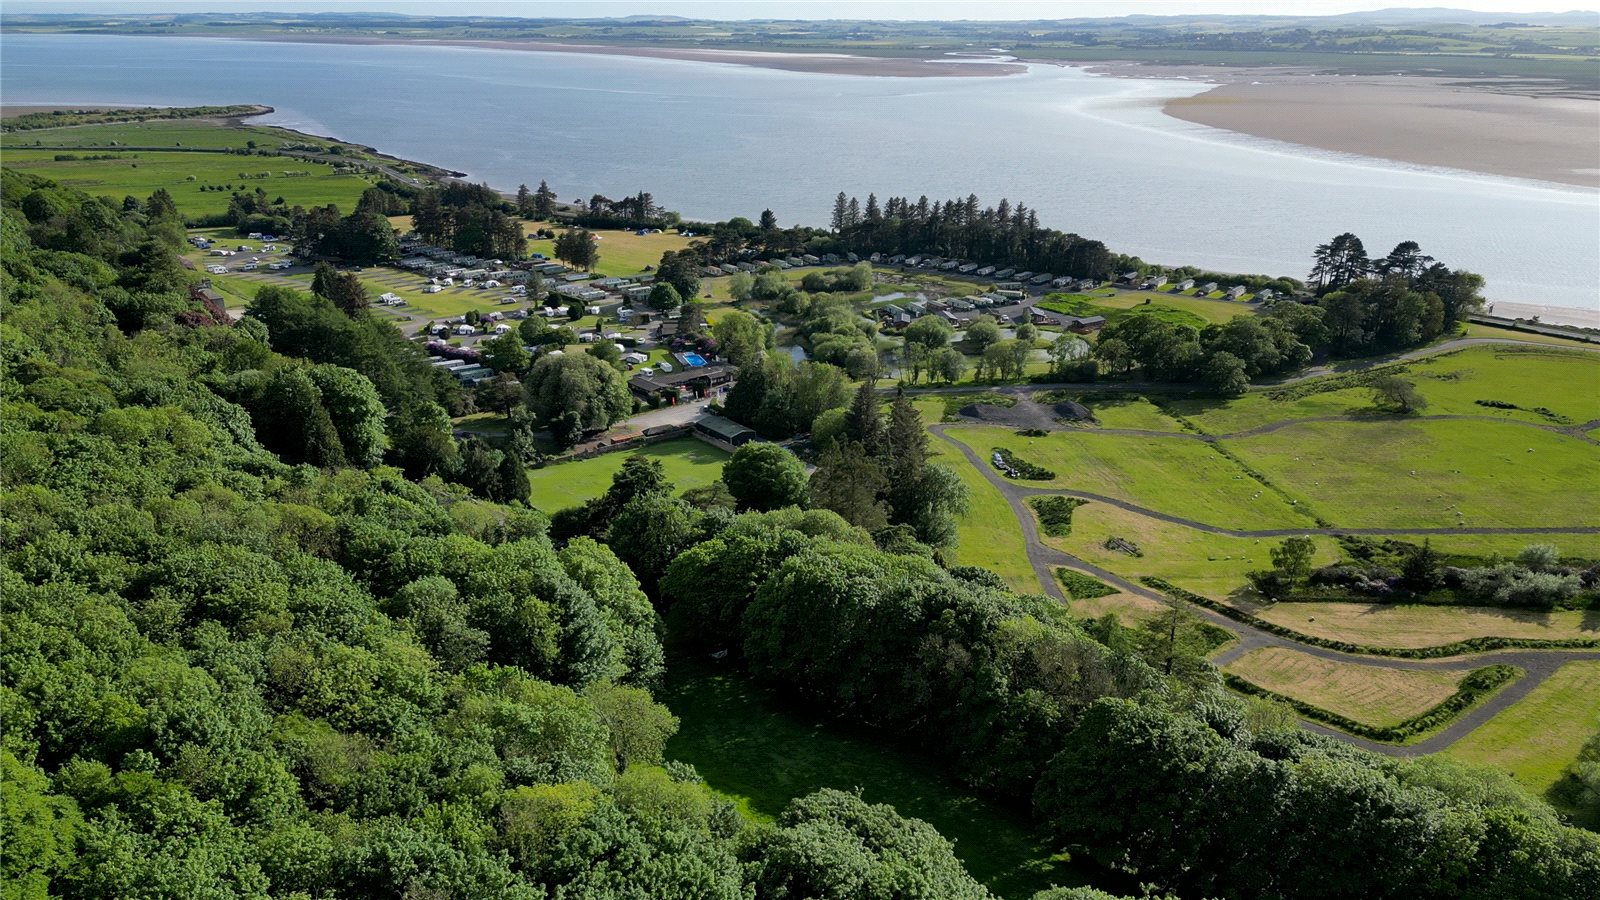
[1046,392,1188,432]
[951,426,1316,530]
[1039,293,1208,332]
[1460,323,1600,350]
[1225,647,1467,728]
[525,223,694,279]
[1044,502,1338,599]
[525,438,729,513]
[1170,346,1600,434]
[1079,287,1256,325]
[919,401,1037,594]
[660,657,1105,899]
[3,148,376,218]
[0,119,295,151]
[1444,662,1600,799]
[1222,419,1599,529]
[1256,602,1600,649]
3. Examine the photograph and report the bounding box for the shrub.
[992,447,1054,480]
[1029,496,1085,537]
[1446,564,1580,609]
[1057,568,1117,600]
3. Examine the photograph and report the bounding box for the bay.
[3,33,1595,312]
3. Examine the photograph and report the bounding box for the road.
[930,424,1600,756]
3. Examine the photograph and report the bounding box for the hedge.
[1029,496,1085,537]
[1056,567,1117,600]
[1141,577,1600,658]
[1223,664,1520,742]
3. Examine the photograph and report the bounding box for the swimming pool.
[681,353,707,367]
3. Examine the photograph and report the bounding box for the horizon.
[5,2,1598,22]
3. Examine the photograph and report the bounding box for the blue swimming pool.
[681,353,707,367]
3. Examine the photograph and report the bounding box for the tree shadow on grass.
[658,653,1131,899]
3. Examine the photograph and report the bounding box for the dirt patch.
[957,395,1091,430]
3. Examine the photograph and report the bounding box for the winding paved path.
[931,424,1600,756]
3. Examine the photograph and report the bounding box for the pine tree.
[843,381,884,456]
[497,452,531,503]
[808,441,888,532]
[1401,539,1442,593]
[884,392,926,473]
[759,208,778,230]
[831,192,849,232]
[533,179,557,219]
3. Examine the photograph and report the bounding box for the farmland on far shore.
[1,147,377,217]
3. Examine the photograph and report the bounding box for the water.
[3,33,1596,312]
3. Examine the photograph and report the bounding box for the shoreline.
[218,33,1026,78]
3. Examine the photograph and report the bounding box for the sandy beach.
[231,34,1025,78]
[1160,74,1600,188]
[1488,301,1600,329]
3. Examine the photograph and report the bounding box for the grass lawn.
[1044,392,1187,432]
[1224,647,1467,728]
[524,438,728,513]
[1221,419,1599,529]
[1170,346,1600,434]
[1386,532,1600,561]
[919,401,1037,594]
[949,426,1316,530]
[660,656,1108,899]
[1254,602,1600,649]
[3,148,375,218]
[1085,288,1255,325]
[524,222,693,278]
[1444,661,1600,798]
[1038,293,1208,332]
[1043,503,1338,600]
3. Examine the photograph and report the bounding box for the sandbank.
[230,34,1025,78]
[1160,74,1599,189]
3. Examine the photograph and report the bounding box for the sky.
[5,1,1594,20]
